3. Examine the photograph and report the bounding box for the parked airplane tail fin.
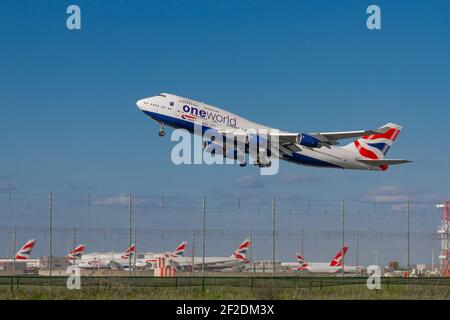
[173,241,188,256]
[330,246,348,267]
[229,239,251,261]
[232,250,248,261]
[15,239,36,260]
[121,243,136,259]
[296,253,309,271]
[236,239,251,254]
[68,244,86,260]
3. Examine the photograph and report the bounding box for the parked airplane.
[78,244,136,269]
[134,241,188,269]
[0,239,40,270]
[137,93,411,171]
[282,247,360,274]
[174,239,251,272]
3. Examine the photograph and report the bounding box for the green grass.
[1,284,450,300]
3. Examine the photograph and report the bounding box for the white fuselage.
[173,256,248,271]
[78,252,134,269]
[136,93,382,170]
[281,261,361,274]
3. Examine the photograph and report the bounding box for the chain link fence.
[0,192,446,292]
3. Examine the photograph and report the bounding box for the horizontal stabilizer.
[357,159,412,166]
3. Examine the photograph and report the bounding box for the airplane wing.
[356,159,412,165]
[215,129,302,157]
[310,127,390,146]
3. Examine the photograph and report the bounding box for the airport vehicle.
[174,239,251,271]
[282,246,360,274]
[137,93,410,171]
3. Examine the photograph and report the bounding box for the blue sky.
[0,1,449,263]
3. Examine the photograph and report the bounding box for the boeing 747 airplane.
[137,93,411,171]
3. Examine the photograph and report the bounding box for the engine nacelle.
[298,133,321,148]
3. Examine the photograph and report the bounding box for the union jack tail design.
[230,239,251,261]
[329,246,348,267]
[15,239,36,260]
[68,244,86,260]
[232,250,248,261]
[235,239,251,254]
[296,253,308,271]
[121,243,136,259]
[346,123,402,171]
[173,241,187,257]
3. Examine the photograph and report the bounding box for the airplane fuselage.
[136,93,393,171]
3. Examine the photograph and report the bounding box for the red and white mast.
[437,201,450,276]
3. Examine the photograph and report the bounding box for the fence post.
[128,193,132,287]
[341,199,345,280]
[191,227,195,285]
[407,201,410,287]
[201,196,206,292]
[272,197,276,278]
[48,192,53,297]
[10,227,16,293]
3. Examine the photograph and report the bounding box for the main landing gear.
[158,122,165,137]
[253,160,272,168]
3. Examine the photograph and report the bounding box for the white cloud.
[362,185,441,211]
[236,175,265,188]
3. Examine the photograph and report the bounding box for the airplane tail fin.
[296,253,308,271]
[121,243,136,259]
[330,246,348,267]
[345,123,402,158]
[68,244,86,260]
[173,241,188,257]
[232,250,248,261]
[236,239,251,255]
[230,239,251,260]
[344,123,403,171]
[15,239,36,260]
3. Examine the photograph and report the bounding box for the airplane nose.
[136,99,146,110]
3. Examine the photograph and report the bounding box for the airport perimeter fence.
[0,191,448,292]
[2,275,450,292]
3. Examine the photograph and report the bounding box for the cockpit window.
[159,93,166,97]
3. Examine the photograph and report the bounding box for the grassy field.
[1,282,450,300]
